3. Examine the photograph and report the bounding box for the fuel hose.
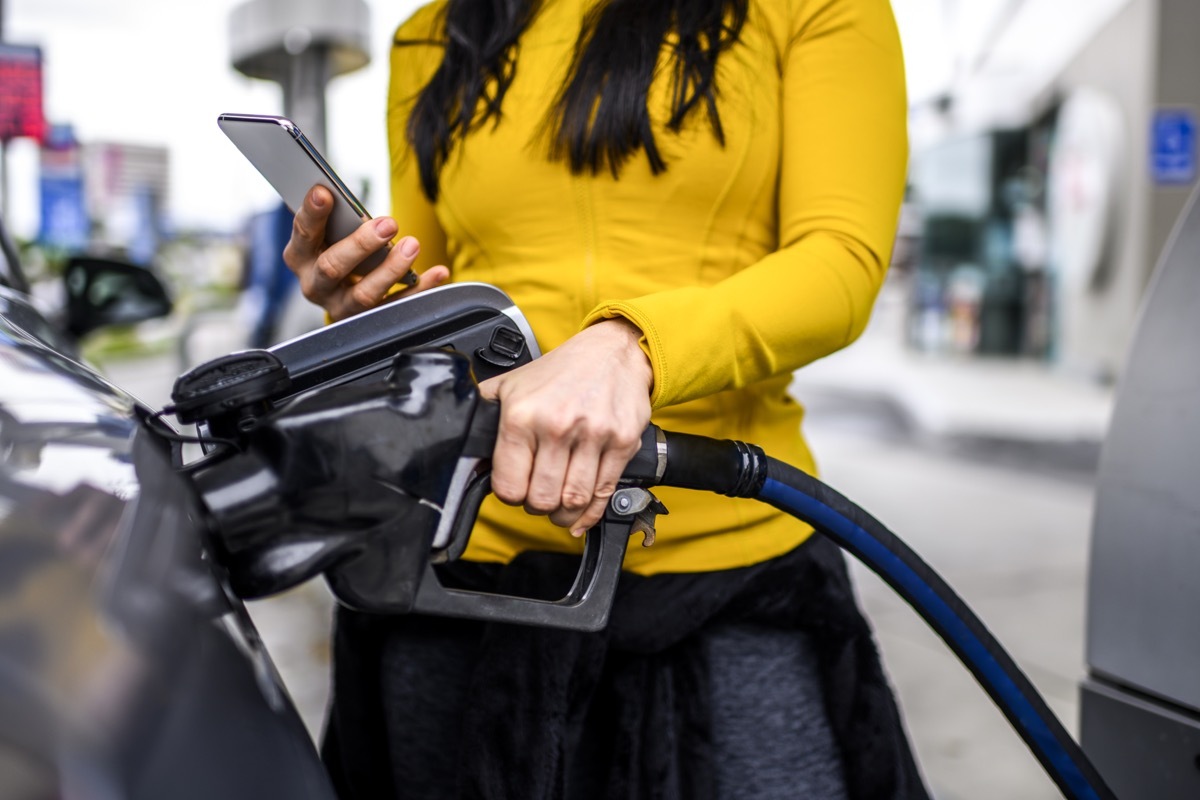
[641,428,1118,800]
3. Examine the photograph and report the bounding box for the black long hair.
[398,0,750,200]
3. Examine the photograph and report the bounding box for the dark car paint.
[0,276,336,797]
[0,284,81,358]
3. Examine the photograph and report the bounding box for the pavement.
[96,279,1117,799]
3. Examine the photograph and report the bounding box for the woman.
[285,0,925,797]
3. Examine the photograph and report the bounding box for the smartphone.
[217,112,417,284]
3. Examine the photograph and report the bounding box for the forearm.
[584,228,889,409]
[586,0,908,409]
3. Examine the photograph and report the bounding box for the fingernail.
[570,528,585,538]
[375,217,398,238]
[399,236,419,257]
[310,189,326,208]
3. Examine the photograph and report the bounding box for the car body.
[0,222,336,799]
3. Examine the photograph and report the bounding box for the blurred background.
[2,0,1195,798]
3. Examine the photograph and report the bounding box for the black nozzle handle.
[413,396,637,631]
[412,516,635,631]
[621,425,668,485]
[415,411,764,631]
[462,397,501,458]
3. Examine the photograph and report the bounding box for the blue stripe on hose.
[759,477,1100,800]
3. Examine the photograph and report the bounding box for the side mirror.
[63,256,173,339]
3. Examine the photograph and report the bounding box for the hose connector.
[725,438,768,497]
[655,430,768,498]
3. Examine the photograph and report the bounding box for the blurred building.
[80,140,170,264]
[35,131,170,265]
[900,0,1199,383]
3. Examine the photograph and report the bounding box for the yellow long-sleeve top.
[387,0,908,575]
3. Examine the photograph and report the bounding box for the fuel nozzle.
[182,348,492,609]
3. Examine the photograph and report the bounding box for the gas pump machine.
[1079,181,1200,798]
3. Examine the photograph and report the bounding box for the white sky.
[2,0,1126,238]
[4,0,427,237]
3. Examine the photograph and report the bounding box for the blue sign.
[38,175,88,251]
[1152,108,1197,185]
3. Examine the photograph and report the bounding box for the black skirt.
[321,535,930,800]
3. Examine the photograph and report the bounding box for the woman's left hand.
[478,319,654,537]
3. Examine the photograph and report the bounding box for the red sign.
[0,44,46,142]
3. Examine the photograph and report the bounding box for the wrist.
[592,318,654,395]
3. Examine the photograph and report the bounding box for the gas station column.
[228,0,371,152]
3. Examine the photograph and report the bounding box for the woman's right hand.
[284,185,450,322]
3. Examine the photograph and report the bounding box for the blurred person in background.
[240,201,299,348]
[285,0,922,797]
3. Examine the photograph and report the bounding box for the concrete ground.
[801,392,1095,800]
[790,284,1109,799]
[97,281,1111,799]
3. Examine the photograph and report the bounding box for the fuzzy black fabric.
[321,535,929,800]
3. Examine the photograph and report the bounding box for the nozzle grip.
[412,409,657,631]
[412,517,634,631]
[621,424,667,486]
